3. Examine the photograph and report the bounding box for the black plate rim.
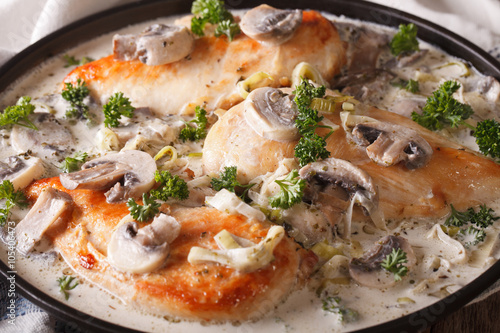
[1,1,499,332]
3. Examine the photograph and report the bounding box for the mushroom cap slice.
[244,87,300,141]
[0,155,44,190]
[240,5,302,46]
[351,121,433,169]
[16,187,73,255]
[59,150,156,203]
[113,24,194,66]
[349,235,416,289]
[299,157,385,231]
[107,213,181,274]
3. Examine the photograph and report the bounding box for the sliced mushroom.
[107,213,181,273]
[351,121,433,169]
[10,113,75,160]
[349,235,416,289]
[299,157,385,234]
[16,187,73,255]
[113,24,194,66]
[244,87,299,141]
[59,150,156,203]
[240,5,302,46]
[0,156,44,190]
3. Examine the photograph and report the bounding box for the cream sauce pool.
[1,8,500,333]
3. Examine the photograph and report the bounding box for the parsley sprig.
[391,78,420,93]
[179,106,208,142]
[150,170,189,201]
[322,296,359,323]
[269,170,305,210]
[474,119,500,159]
[127,193,161,223]
[381,248,408,282]
[444,204,499,247]
[103,92,135,128]
[191,0,240,41]
[293,78,333,167]
[0,96,37,130]
[60,152,88,173]
[211,166,254,198]
[0,180,28,227]
[390,23,419,56]
[412,81,473,131]
[57,275,79,300]
[62,78,91,120]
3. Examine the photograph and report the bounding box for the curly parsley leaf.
[0,180,28,209]
[103,92,135,128]
[150,170,189,201]
[322,296,359,323]
[411,80,473,131]
[191,0,240,41]
[459,225,487,248]
[60,151,88,173]
[381,248,408,282]
[210,166,254,198]
[63,54,94,68]
[57,275,79,300]
[269,170,305,209]
[0,201,14,227]
[293,78,332,166]
[62,78,91,120]
[444,204,471,227]
[474,119,500,159]
[179,106,208,142]
[390,23,419,56]
[0,96,37,130]
[127,193,161,223]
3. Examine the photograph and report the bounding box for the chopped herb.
[391,78,420,93]
[0,180,28,209]
[474,119,500,159]
[380,248,408,282]
[322,296,359,323]
[269,170,305,210]
[191,0,240,41]
[390,23,419,56]
[211,166,254,197]
[411,80,473,131]
[179,106,208,142]
[61,78,91,120]
[443,204,498,247]
[150,170,189,201]
[127,193,161,223]
[103,92,135,128]
[293,78,332,167]
[60,151,88,173]
[57,275,79,300]
[0,96,37,130]
[63,54,94,68]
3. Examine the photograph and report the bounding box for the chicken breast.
[203,97,500,221]
[63,10,346,116]
[25,177,317,322]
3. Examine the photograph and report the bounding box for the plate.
[1,0,500,332]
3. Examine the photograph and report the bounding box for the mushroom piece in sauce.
[107,213,181,274]
[349,235,416,289]
[351,121,433,169]
[244,87,300,141]
[16,187,73,255]
[59,150,156,203]
[299,157,385,235]
[0,155,44,190]
[240,5,302,46]
[113,24,194,66]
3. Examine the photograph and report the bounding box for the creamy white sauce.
[0,8,499,333]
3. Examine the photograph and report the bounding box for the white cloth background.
[0,0,499,332]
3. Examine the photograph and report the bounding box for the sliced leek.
[291,62,328,88]
[237,71,274,99]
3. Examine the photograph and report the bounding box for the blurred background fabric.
[0,0,499,332]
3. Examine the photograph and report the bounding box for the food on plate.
[1,1,500,332]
